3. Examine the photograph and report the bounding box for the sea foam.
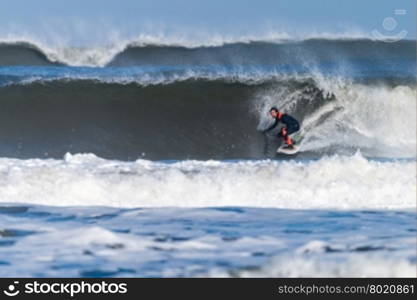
[0,152,414,209]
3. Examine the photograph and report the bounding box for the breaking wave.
[0,152,415,209]
[0,37,415,67]
[0,74,414,160]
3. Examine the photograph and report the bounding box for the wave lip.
[0,152,415,209]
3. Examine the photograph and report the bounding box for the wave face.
[0,38,415,160]
[0,76,414,160]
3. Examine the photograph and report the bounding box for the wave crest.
[0,36,415,67]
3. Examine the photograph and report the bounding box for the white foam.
[208,238,416,277]
[0,36,125,67]
[232,253,416,277]
[0,152,414,209]
[310,77,416,157]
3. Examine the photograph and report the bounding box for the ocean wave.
[0,74,414,159]
[0,66,414,89]
[0,152,414,209]
[0,66,306,87]
[0,36,415,67]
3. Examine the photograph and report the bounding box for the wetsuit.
[264,112,300,146]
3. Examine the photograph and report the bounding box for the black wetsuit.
[264,113,300,136]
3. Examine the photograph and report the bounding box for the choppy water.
[0,205,415,277]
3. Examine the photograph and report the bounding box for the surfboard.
[277,144,300,155]
[276,133,303,155]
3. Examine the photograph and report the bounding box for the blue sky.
[0,0,415,44]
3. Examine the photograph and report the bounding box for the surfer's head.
[269,107,279,118]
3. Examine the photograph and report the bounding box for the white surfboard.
[277,144,300,155]
[276,133,303,155]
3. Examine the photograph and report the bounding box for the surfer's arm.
[263,118,279,133]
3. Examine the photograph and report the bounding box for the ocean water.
[0,37,416,277]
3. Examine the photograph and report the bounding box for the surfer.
[263,107,300,150]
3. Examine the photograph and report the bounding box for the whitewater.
[0,35,415,277]
[0,152,415,209]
